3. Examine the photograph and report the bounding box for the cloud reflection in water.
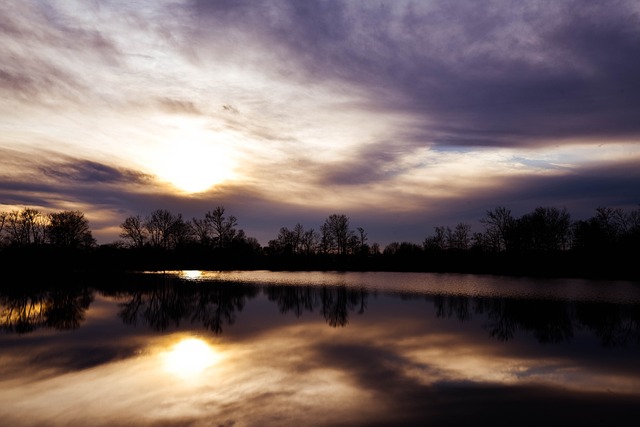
[1,271,640,426]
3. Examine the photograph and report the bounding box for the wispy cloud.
[1,0,639,244]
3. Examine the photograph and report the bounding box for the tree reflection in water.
[0,287,93,334]
[2,273,640,348]
[265,285,368,327]
[576,302,640,347]
[118,280,259,333]
[430,294,640,347]
[118,282,369,331]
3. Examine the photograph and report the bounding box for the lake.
[2,270,640,426]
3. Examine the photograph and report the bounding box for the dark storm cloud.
[191,0,640,148]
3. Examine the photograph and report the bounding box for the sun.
[162,337,221,379]
[151,139,236,193]
[134,115,241,194]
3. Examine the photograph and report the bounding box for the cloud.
[492,159,640,215]
[0,2,121,102]
[317,140,413,186]
[1,1,639,247]
[0,152,153,219]
[39,159,149,185]
[189,0,640,149]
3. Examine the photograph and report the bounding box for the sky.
[1,0,640,247]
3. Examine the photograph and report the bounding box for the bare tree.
[120,215,147,248]
[301,228,319,255]
[424,226,448,251]
[451,222,472,250]
[595,206,624,242]
[292,223,304,254]
[269,223,312,255]
[4,208,46,246]
[383,242,400,255]
[275,226,295,254]
[167,216,194,249]
[511,207,571,251]
[471,232,489,251]
[627,208,640,231]
[47,211,95,248]
[356,227,369,254]
[144,209,182,249]
[191,217,210,245]
[481,206,515,251]
[321,214,354,255]
[205,206,238,249]
[0,211,6,238]
[370,242,381,255]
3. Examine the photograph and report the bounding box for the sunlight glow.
[163,337,221,379]
[142,117,238,194]
[152,139,235,193]
[179,270,203,281]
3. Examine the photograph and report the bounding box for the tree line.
[0,208,95,249]
[1,205,638,278]
[421,205,640,254]
[116,208,371,256]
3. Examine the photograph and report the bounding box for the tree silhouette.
[3,208,47,246]
[321,214,354,255]
[480,206,515,251]
[47,210,95,249]
[451,222,472,250]
[143,209,190,250]
[205,206,238,249]
[268,223,320,256]
[510,207,571,252]
[423,226,448,251]
[0,211,6,238]
[119,215,147,248]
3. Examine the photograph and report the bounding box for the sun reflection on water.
[179,270,203,281]
[162,337,221,379]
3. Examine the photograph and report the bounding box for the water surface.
[2,271,640,426]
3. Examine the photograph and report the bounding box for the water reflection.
[2,273,640,348]
[179,270,204,280]
[117,279,258,333]
[576,302,640,347]
[162,336,222,379]
[266,285,368,327]
[2,271,640,426]
[0,287,93,333]
[430,294,640,347]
